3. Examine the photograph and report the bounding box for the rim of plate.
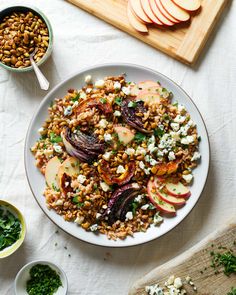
[24,63,210,248]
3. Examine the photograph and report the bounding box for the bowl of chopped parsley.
[14,260,68,295]
[0,200,26,258]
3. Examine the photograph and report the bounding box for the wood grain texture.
[66,0,229,65]
[129,221,236,295]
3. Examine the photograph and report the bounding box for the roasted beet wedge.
[61,127,105,162]
[121,99,152,134]
[98,160,135,185]
[75,97,112,115]
[104,183,140,225]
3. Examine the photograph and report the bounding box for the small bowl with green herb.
[0,200,26,259]
[14,260,68,295]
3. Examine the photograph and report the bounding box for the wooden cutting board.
[129,221,236,295]
[66,0,229,66]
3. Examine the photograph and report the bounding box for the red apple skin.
[165,182,191,198]
[156,189,186,206]
[155,0,179,23]
[147,180,176,214]
[149,0,175,26]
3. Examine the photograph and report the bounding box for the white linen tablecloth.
[0,0,235,294]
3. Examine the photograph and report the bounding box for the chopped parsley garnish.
[128,101,137,108]
[211,251,236,276]
[154,127,165,138]
[52,183,60,192]
[72,196,79,204]
[172,102,178,107]
[162,114,170,121]
[134,132,147,143]
[228,287,236,295]
[71,93,80,102]
[0,208,21,251]
[100,98,107,104]
[114,97,123,106]
[131,201,139,215]
[49,132,62,143]
[26,264,62,295]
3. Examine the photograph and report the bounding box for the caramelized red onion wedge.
[121,99,153,134]
[75,97,112,115]
[104,183,140,225]
[98,160,136,185]
[61,127,105,163]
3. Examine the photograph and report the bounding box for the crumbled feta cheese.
[104,133,112,142]
[90,224,98,232]
[159,134,175,150]
[134,194,144,203]
[53,144,63,153]
[38,127,44,134]
[95,79,105,88]
[179,125,189,136]
[116,165,126,174]
[168,151,176,161]
[85,75,92,84]
[148,143,158,153]
[103,151,112,161]
[170,123,180,131]
[182,174,193,183]
[174,278,183,289]
[75,215,84,225]
[170,131,180,142]
[100,182,110,192]
[181,135,194,145]
[64,106,72,116]
[125,211,133,221]
[166,275,175,286]
[141,204,149,210]
[80,92,86,99]
[157,150,164,158]
[102,204,108,209]
[145,284,164,295]
[191,151,201,162]
[99,119,108,128]
[86,88,92,94]
[154,212,163,225]
[114,81,121,90]
[148,135,156,145]
[77,174,86,184]
[113,110,121,117]
[43,149,53,158]
[144,168,151,175]
[150,158,158,166]
[54,199,63,206]
[178,104,186,113]
[135,146,147,156]
[187,119,195,127]
[122,86,131,95]
[174,115,186,124]
[139,161,145,170]
[125,148,135,155]
[96,213,102,219]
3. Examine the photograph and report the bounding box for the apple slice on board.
[147,180,176,214]
[165,182,191,198]
[130,0,152,23]
[149,0,175,26]
[156,189,186,205]
[160,0,190,22]
[127,2,149,33]
[172,0,201,12]
[155,0,179,23]
[45,156,61,190]
[141,0,163,25]
[114,126,135,144]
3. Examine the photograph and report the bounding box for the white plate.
[14,260,68,295]
[25,63,210,247]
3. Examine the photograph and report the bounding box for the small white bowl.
[14,260,68,295]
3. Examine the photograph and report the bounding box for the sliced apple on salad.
[114,126,135,145]
[147,179,176,214]
[45,156,61,190]
[165,181,191,198]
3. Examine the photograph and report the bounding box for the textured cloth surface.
[0,0,235,294]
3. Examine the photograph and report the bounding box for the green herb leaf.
[154,127,164,138]
[132,202,139,215]
[71,93,80,102]
[227,287,236,295]
[100,98,107,104]
[134,132,147,143]
[128,101,137,108]
[49,132,62,144]
[114,97,123,106]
